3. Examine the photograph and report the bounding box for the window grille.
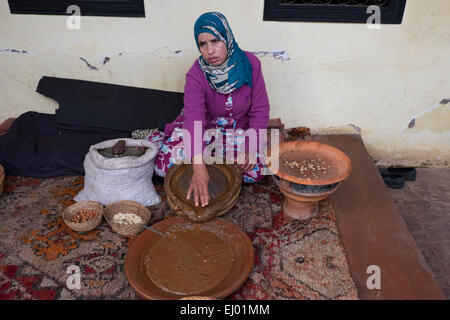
[8,0,145,17]
[264,0,406,23]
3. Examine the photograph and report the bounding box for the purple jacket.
[165,51,270,157]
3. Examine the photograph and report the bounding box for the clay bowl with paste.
[124,216,255,300]
[164,163,242,222]
[266,141,352,220]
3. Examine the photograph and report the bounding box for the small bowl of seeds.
[62,201,104,233]
[104,200,152,237]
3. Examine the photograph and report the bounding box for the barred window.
[8,0,145,17]
[281,0,390,5]
[264,0,406,23]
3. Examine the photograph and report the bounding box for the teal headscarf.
[194,12,252,94]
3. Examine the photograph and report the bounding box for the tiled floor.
[386,168,450,299]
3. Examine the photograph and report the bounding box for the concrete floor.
[386,168,450,299]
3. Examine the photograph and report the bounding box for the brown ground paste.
[143,225,234,295]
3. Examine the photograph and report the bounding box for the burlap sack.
[74,138,161,206]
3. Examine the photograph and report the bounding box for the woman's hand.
[236,151,256,173]
[187,156,210,207]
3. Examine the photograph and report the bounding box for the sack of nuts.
[75,138,161,207]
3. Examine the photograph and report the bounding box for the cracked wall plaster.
[251,50,289,61]
[348,124,361,133]
[79,57,98,70]
[0,48,33,55]
[407,102,450,134]
[405,99,450,133]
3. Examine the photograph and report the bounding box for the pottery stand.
[274,176,341,220]
[267,141,352,221]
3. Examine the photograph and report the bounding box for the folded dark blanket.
[36,76,184,131]
[0,112,130,177]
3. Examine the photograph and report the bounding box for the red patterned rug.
[0,174,358,300]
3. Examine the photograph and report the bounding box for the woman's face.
[197,32,227,66]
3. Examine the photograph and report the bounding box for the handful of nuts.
[71,209,100,223]
[282,155,331,179]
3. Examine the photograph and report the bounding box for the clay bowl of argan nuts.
[266,141,352,220]
[62,201,104,233]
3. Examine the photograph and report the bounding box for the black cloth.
[0,112,130,177]
[36,76,184,131]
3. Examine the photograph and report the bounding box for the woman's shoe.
[387,167,416,181]
[380,173,405,189]
[378,168,406,189]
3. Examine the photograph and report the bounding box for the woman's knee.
[242,163,264,183]
[147,130,165,150]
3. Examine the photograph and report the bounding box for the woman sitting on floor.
[148,11,270,207]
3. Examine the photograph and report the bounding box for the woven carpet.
[0,174,358,300]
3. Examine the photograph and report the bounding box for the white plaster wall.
[0,0,448,166]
